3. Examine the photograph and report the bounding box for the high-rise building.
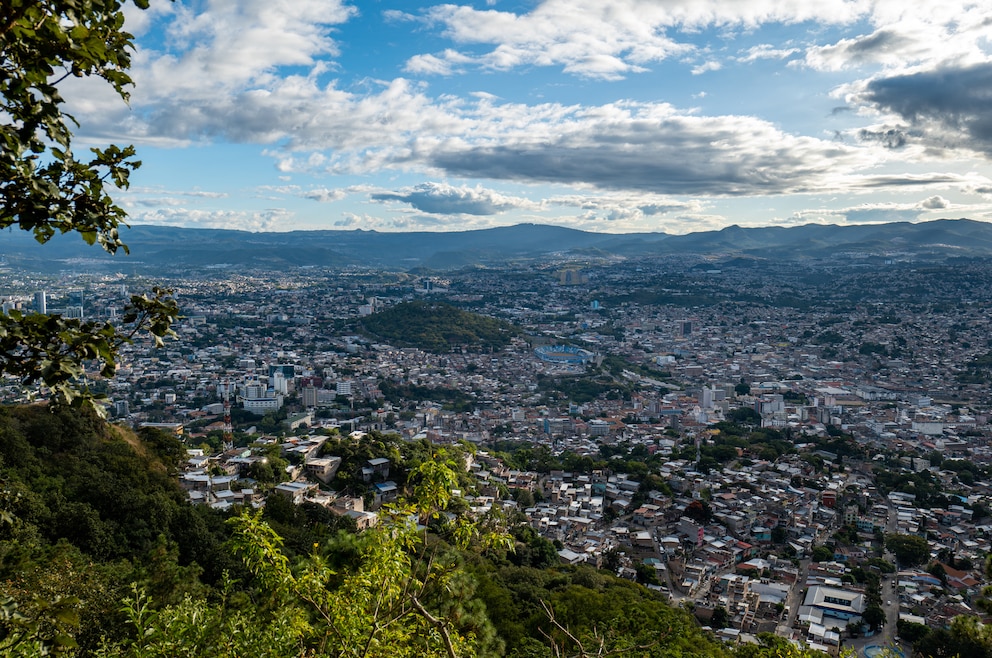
[302,386,318,408]
[34,291,46,314]
[271,371,289,395]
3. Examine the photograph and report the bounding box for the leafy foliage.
[0,0,178,412]
[106,456,510,658]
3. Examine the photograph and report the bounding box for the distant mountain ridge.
[3,218,991,273]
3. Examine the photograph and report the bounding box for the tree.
[811,545,834,563]
[0,0,178,412]
[711,605,729,629]
[886,533,930,567]
[928,562,948,586]
[862,605,886,632]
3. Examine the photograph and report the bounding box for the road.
[777,558,810,638]
[840,501,908,657]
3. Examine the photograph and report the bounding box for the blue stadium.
[534,345,595,364]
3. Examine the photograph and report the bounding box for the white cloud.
[407,0,870,80]
[425,100,872,196]
[303,187,347,203]
[691,61,722,75]
[128,187,228,198]
[737,44,799,63]
[132,207,294,231]
[404,49,475,76]
[370,182,536,215]
[790,202,922,224]
[919,195,948,210]
[54,0,992,234]
[803,0,991,72]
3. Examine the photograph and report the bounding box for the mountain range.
[4,218,992,274]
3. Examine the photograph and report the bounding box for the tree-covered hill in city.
[360,300,521,352]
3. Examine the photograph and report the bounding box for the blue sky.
[64,0,992,234]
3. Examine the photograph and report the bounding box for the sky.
[63,0,992,234]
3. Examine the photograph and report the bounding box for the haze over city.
[62,0,992,234]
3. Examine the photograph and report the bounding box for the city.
[5,250,992,655]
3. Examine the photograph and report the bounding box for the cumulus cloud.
[64,0,358,145]
[691,61,722,75]
[851,62,992,156]
[128,187,229,199]
[802,1,991,72]
[303,187,347,203]
[791,202,924,225]
[57,0,992,234]
[404,49,475,76]
[370,182,534,215]
[920,195,949,209]
[804,29,918,71]
[409,0,869,79]
[546,193,698,219]
[333,211,505,232]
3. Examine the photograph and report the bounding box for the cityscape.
[4,240,992,655]
[5,1,992,655]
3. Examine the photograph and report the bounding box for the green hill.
[361,300,520,352]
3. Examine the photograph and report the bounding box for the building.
[305,456,342,484]
[114,400,130,417]
[242,393,284,415]
[302,386,319,408]
[268,364,296,379]
[273,481,316,505]
[801,585,867,622]
[34,291,46,314]
[534,345,596,365]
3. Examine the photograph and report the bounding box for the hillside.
[0,406,744,657]
[360,300,521,352]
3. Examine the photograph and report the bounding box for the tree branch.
[409,595,458,658]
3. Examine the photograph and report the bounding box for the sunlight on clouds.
[133,207,295,232]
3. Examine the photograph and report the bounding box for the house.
[273,481,316,505]
[305,456,342,484]
[363,457,391,482]
[373,481,398,506]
